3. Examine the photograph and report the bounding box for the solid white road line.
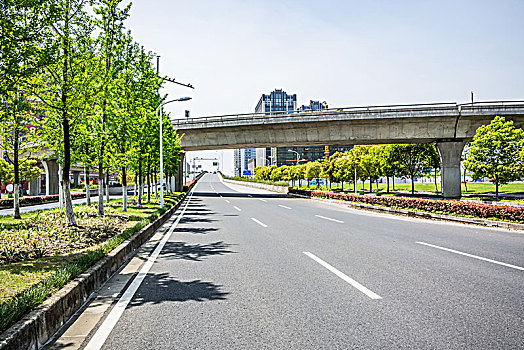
[251,217,267,227]
[303,252,382,300]
[416,241,524,271]
[225,199,230,203]
[84,186,197,350]
[248,195,253,197]
[315,214,344,224]
[258,198,267,202]
[234,206,242,211]
[278,204,292,210]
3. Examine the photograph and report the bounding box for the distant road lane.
[52,173,523,349]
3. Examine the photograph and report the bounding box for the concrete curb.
[222,178,289,194]
[0,186,196,350]
[290,193,524,231]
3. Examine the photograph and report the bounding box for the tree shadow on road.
[129,273,229,306]
[175,227,219,235]
[159,241,235,261]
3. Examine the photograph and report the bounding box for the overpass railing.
[172,100,524,127]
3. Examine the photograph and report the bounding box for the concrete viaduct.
[172,101,524,198]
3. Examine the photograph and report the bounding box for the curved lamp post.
[156,97,192,208]
[287,149,300,166]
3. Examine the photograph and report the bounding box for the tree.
[0,0,52,218]
[305,161,321,188]
[269,166,282,182]
[359,145,382,192]
[391,144,434,194]
[464,116,524,199]
[32,0,95,226]
[379,145,401,192]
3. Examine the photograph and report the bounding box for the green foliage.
[464,116,524,198]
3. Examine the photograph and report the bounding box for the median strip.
[251,218,267,227]
[303,252,382,300]
[416,241,524,271]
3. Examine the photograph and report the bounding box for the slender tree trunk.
[98,162,104,216]
[434,167,438,194]
[147,163,151,203]
[62,106,77,226]
[138,158,143,207]
[392,174,395,191]
[105,172,110,204]
[463,167,468,193]
[495,175,499,200]
[411,173,415,194]
[386,176,390,193]
[134,173,137,197]
[85,165,91,205]
[341,180,344,192]
[122,167,127,212]
[13,124,21,219]
[369,177,372,193]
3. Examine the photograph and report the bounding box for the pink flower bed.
[290,189,524,223]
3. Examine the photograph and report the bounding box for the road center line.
[278,204,292,210]
[84,187,197,350]
[234,206,242,211]
[303,252,382,299]
[315,214,344,223]
[416,241,524,271]
[258,198,267,202]
[251,217,267,227]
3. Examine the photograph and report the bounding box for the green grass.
[295,182,524,197]
[0,193,183,332]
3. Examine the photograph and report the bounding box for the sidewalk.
[0,195,122,216]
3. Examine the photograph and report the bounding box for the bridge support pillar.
[436,141,466,199]
[28,177,40,196]
[175,152,185,192]
[42,159,59,195]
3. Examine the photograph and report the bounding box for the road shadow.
[175,227,219,235]
[159,241,235,261]
[179,216,217,224]
[129,273,229,306]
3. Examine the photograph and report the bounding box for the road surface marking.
[258,198,267,202]
[84,186,197,350]
[315,215,344,223]
[234,206,242,211]
[416,242,524,271]
[303,252,382,299]
[251,218,267,227]
[225,199,230,203]
[278,204,292,210]
[248,195,253,197]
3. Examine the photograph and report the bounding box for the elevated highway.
[172,101,524,197]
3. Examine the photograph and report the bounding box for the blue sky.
[125,0,524,172]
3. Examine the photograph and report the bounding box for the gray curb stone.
[0,186,195,350]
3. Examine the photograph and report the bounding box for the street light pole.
[156,97,192,208]
[288,150,300,166]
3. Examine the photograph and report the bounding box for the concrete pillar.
[28,177,40,196]
[42,159,59,195]
[175,152,185,192]
[436,141,466,199]
[72,171,81,188]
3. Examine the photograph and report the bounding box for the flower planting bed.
[0,193,86,209]
[290,189,524,224]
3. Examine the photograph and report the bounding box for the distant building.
[297,100,329,113]
[234,149,242,176]
[243,148,257,173]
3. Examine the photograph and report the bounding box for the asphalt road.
[62,173,523,349]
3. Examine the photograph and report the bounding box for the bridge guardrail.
[171,100,524,127]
